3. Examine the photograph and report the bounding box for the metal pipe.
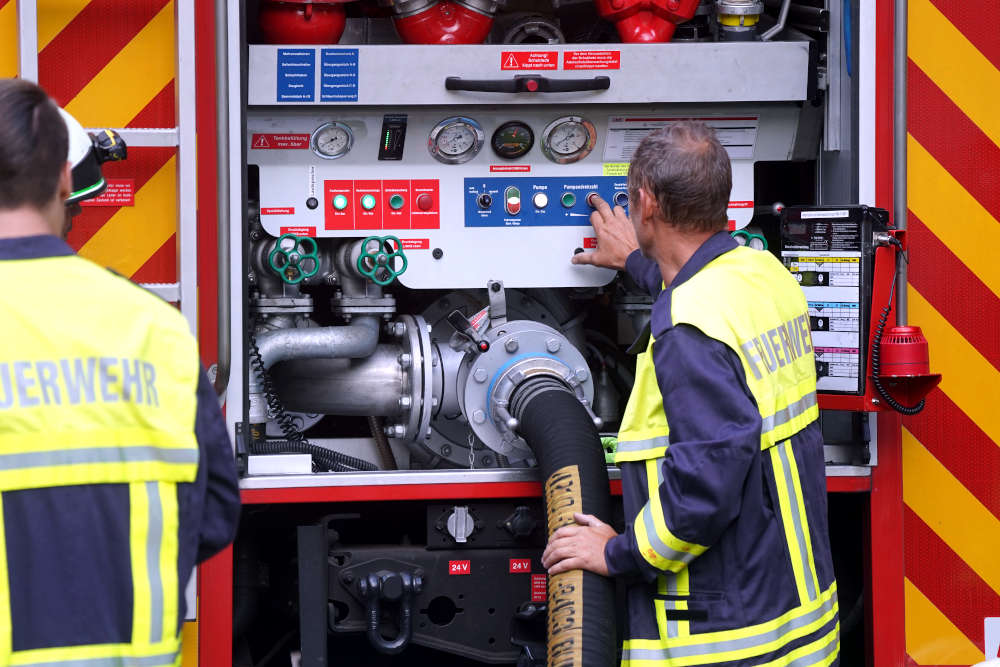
[213,0,232,397]
[269,346,406,416]
[760,0,790,41]
[894,0,908,325]
[253,317,381,375]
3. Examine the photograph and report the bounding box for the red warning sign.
[490,165,531,173]
[530,574,547,602]
[79,179,134,208]
[280,226,315,236]
[261,207,295,215]
[251,133,310,149]
[728,200,754,208]
[400,239,430,250]
[449,560,471,575]
[509,559,532,573]
[583,237,598,249]
[563,50,621,70]
[501,51,558,71]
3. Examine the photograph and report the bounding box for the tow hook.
[358,571,423,654]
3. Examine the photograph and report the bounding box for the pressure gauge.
[311,121,353,160]
[429,117,485,164]
[541,116,597,164]
[491,121,534,159]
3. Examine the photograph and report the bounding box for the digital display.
[378,114,407,161]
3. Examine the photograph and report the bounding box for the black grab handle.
[445,75,610,94]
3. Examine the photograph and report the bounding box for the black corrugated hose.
[511,377,616,667]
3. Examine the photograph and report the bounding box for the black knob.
[477,193,493,209]
[306,197,319,210]
[432,247,443,260]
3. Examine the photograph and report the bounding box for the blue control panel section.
[276,49,315,102]
[320,49,359,102]
[464,176,628,227]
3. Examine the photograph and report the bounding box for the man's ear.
[637,187,658,227]
[57,162,72,203]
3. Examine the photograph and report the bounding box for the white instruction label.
[782,252,862,393]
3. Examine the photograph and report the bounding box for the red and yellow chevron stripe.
[904,0,1000,663]
[1,0,179,283]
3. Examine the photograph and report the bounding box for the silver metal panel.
[176,0,198,331]
[248,454,313,475]
[92,128,180,148]
[825,465,871,477]
[241,462,868,490]
[139,282,181,301]
[15,0,38,82]
[824,0,843,151]
[248,42,811,106]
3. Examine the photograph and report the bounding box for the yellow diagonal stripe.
[37,0,92,50]
[909,0,1000,151]
[0,1,17,77]
[904,578,982,665]
[903,427,1000,596]
[908,135,1000,302]
[79,155,176,276]
[908,287,1000,445]
[64,0,174,127]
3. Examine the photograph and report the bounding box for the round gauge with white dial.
[311,121,353,160]
[429,117,485,164]
[541,116,597,164]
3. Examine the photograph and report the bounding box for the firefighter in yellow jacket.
[0,78,240,666]
[542,121,840,666]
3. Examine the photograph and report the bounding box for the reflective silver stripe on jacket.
[0,446,198,470]
[621,592,837,661]
[617,435,670,455]
[761,392,817,434]
[776,441,817,601]
[16,653,179,667]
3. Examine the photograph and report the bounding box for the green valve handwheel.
[357,235,408,286]
[268,233,320,285]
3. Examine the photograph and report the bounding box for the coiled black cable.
[248,328,377,472]
[870,252,925,415]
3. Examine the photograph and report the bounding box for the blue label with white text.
[277,49,315,102]
[320,49,359,102]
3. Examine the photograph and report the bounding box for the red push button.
[417,193,434,211]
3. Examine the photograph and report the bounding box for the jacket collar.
[0,235,75,260]
[649,230,738,338]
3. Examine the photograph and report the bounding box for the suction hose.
[511,377,616,667]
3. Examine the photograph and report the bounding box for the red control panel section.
[324,179,440,231]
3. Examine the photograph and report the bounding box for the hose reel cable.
[248,326,377,472]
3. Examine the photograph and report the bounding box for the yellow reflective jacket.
[0,235,207,667]
[606,234,839,667]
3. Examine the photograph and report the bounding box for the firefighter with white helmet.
[0,78,240,666]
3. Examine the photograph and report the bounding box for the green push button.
[332,194,349,211]
[561,192,576,208]
[361,194,377,210]
[389,194,405,210]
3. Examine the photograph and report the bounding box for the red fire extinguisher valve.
[393,1,495,44]
[593,0,701,42]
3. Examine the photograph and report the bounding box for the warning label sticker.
[501,51,558,70]
[80,179,135,207]
[448,560,471,575]
[490,165,531,173]
[251,134,310,150]
[400,238,429,250]
[563,50,621,70]
[602,163,629,176]
[280,226,315,236]
[531,574,547,602]
[261,207,295,215]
